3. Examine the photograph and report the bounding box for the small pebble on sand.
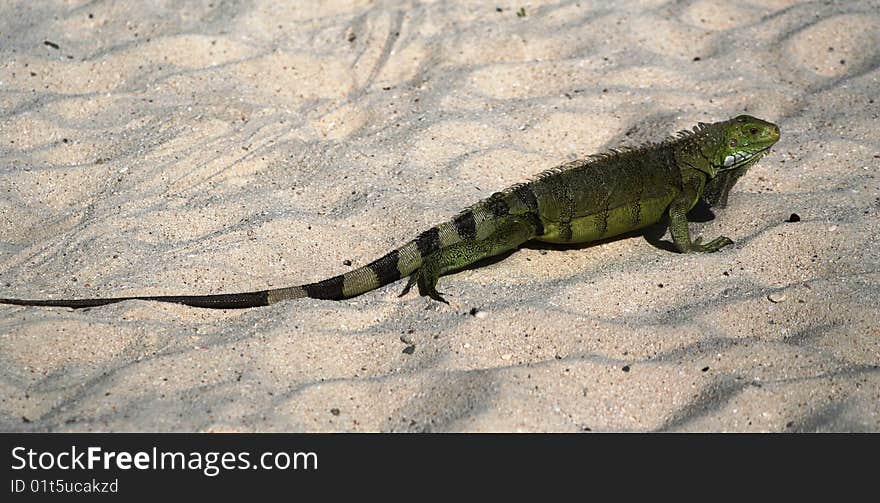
[768,292,787,303]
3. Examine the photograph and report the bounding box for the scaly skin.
[0,115,780,309]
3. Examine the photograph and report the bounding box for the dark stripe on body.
[547,178,573,241]
[522,213,544,236]
[630,185,643,226]
[415,227,442,256]
[368,249,402,285]
[629,199,641,226]
[512,185,540,213]
[305,275,346,300]
[559,221,573,241]
[598,203,610,236]
[452,211,477,240]
[512,185,544,236]
[486,192,510,217]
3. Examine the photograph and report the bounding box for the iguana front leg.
[668,176,733,254]
[703,164,748,208]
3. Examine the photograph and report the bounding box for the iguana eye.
[729,139,738,147]
[749,127,758,135]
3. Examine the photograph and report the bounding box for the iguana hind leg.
[401,216,536,303]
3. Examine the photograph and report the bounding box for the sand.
[0,0,878,432]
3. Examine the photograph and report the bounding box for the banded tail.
[0,198,506,309]
[0,239,428,310]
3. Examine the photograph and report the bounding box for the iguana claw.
[399,268,449,303]
[686,236,733,253]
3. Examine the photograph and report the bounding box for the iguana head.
[693,115,780,208]
[677,115,779,178]
[711,115,780,174]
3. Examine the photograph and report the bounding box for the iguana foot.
[399,264,448,304]
[686,236,733,253]
[398,274,418,297]
[416,264,448,303]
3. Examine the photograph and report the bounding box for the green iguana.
[0,115,779,309]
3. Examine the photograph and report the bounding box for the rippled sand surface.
[1,1,878,431]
